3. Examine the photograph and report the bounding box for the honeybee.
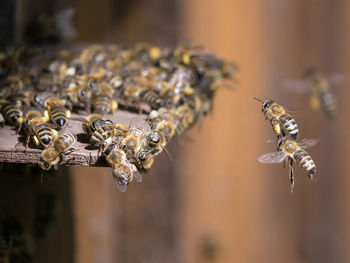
[81,114,112,137]
[121,127,145,157]
[91,82,118,114]
[133,149,154,171]
[139,90,163,109]
[103,142,141,192]
[23,110,57,148]
[90,123,128,147]
[39,133,77,170]
[284,68,339,119]
[143,130,166,156]
[44,97,71,128]
[60,81,91,111]
[255,98,299,140]
[175,104,195,135]
[258,138,317,191]
[1,102,23,128]
[20,90,45,108]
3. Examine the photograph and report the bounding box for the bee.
[121,127,145,157]
[103,142,141,192]
[258,138,317,191]
[91,82,118,114]
[90,123,128,147]
[255,98,299,140]
[81,114,113,137]
[133,149,154,171]
[23,110,57,148]
[1,102,23,128]
[20,90,45,108]
[44,97,71,128]
[284,68,339,119]
[139,90,163,109]
[175,104,195,135]
[39,133,77,170]
[144,130,166,156]
[60,81,91,111]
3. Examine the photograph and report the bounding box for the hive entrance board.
[0,110,149,167]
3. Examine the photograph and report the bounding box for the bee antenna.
[253,97,264,103]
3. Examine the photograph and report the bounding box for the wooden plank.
[0,110,149,167]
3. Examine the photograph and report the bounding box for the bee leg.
[63,148,76,155]
[289,158,294,192]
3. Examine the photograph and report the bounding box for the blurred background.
[1,0,350,262]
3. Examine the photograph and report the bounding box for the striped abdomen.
[90,124,115,146]
[54,133,76,153]
[293,149,316,178]
[320,91,337,118]
[94,95,110,114]
[34,123,54,146]
[140,91,162,108]
[49,106,68,127]
[2,103,22,126]
[279,114,299,140]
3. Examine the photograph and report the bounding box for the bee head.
[39,157,51,170]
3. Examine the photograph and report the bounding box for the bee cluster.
[0,43,235,191]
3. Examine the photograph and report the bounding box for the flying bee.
[1,102,23,129]
[39,133,77,170]
[23,110,57,148]
[91,82,118,115]
[103,142,141,192]
[44,97,71,128]
[255,98,299,140]
[258,138,317,191]
[283,68,340,119]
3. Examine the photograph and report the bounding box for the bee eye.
[110,143,115,150]
[44,162,50,169]
[104,149,110,155]
[80,90,86,96]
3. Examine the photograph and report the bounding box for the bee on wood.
[60,81,91,111]
[90,123,129,148]
[283,68,340,119]
[0,101,24,129]
[103,142,141,192]
[23,110,57,148]
[39,133,76,170]
[255,98,299,140]
[80,114,112,137]
[91,82,118,115]
[44,97,71,128]
[258,138,317,191]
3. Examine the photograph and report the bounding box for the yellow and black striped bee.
[255,98,299,140]
[44,97,71,128]
[23,110,57,148]
[39,133,76,170]
[103,142,141,192]
[90,123,128,147]
[258,138,317,191]
[80,114,112,137]
[283,68,340,119]
[1,102,24,129]
[91,82,118,115]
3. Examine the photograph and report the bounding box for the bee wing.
[257,151,287,164]
[283,79,312,94]
[298,138,319,149]
[133,171,142,183]
[328,73,344,86]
